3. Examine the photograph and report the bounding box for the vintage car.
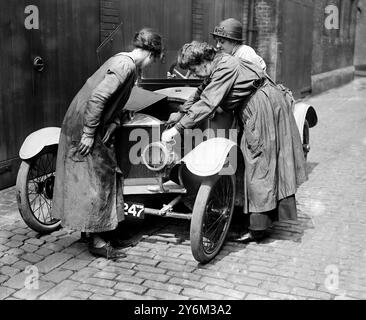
[15,76,317,264]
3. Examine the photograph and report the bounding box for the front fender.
[181,138,237,177]
[19,127,61,160]
[293,102,318,140]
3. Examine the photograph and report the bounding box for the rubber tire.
[303,120,310,161]
[16,146,61,234]
[190,174,236,264]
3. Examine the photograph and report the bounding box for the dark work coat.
[52,53,137,232]
[175,53,307,214]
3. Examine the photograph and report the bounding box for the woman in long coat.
[163,41,307,241]
[52,28,163,259]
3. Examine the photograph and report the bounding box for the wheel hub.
[44,176,55,200]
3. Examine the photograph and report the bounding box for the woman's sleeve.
[175,62,238,132]
[83,63,132,136]
[180,78,209,112]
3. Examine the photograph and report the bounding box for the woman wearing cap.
[162,41,306,242]
[52,28,164,259]
[212,18,266,71]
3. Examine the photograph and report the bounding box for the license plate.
[124,202,145,219]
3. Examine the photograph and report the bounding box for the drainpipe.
[247,0,256,47]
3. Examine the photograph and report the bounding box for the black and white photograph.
[0,0,365,306]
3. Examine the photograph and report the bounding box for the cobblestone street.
[1,77,366,300]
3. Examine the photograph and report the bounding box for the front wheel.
[303,120,310,161]
[16,145,61,234]
[190,174,236,264]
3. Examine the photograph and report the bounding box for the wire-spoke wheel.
[16,145,61,233]
[190,174,235,264]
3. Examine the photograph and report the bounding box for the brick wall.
[312,0,358,75]
[192,0,204,41]
[355,0,366,69]
[100,0,121,41]
[191,0,278,77]
[253,0,279,79]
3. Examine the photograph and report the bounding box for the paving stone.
[205,285,245,300]
[134,272,170,283]
[166,271,202,282]
[42,243,64,252]
[69,290,92,300]
[235,285,269,297]
[61,259,90,271]
[55,237,79,248]
[115,274,145,285]
[1,265,21,277]
[21,253,44,264]
[35,248,54,257]
[12,260,32,271]
[70,267,99,282]
[42,269,73,283]
[0,255,19,265]
[39,280,80,300]
[182,288,224,300]
[125,255,159,267]
[145,289,188,300]
[6,240,23,248]
[25,238,45,246]
[3,272,29,289]
[0,287,15,300]
[291,287,332,300]
[89,294,120,300]
[200,276,234,289]
[94,271,117,280]
[78,284,115,296]
[133,264,166,274]
[75,251,95,261]
[26,231,40,238]
[157,262,195,273]
[0,275,10,284]
[269,292,303,300]
[12,228,29,235]
[143,280,183,294]
[40,235,58,243]
[114,282,148,295]
[0,231,14,239]
[83,277,116,288]
[101,266,135,276]
[51,229,69,237]
[168,277,206,290]
[62,243,87,256]
[245,294,271,300]
[13,281,55,300]
[0,238,9,245]
[11,234,28,242]
[5,248,25,257]
[36,253,73,273]
[115,291,157,300]
[20,244,39,253]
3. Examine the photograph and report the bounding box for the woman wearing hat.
[162,41,306,242]
[212,18,266,71]
[52,28,164,259]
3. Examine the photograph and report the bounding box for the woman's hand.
[102,123,118,144]
[78,134,94,156]
[166,112,184,125]
[161,127,179,143]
